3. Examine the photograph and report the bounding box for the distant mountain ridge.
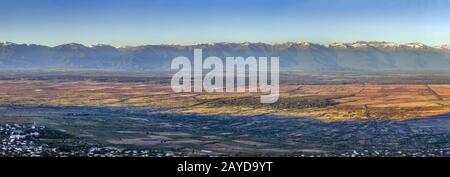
[1,41,450,71]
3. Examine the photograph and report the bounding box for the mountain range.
[1,41,450,71]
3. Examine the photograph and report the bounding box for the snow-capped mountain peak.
[403,42,428,49]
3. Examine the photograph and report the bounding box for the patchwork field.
[1,80,450,121]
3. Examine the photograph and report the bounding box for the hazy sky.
[1,0,450,46]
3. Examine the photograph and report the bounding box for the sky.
[1,0,450,46]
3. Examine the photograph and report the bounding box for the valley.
[1,72,450,121]
[1,71,450,156]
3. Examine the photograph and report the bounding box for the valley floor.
[0,73,450,156]
[1,80,450,121]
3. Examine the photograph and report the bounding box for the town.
[0,123,188,157]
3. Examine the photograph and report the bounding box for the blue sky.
[1,0,450,46]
